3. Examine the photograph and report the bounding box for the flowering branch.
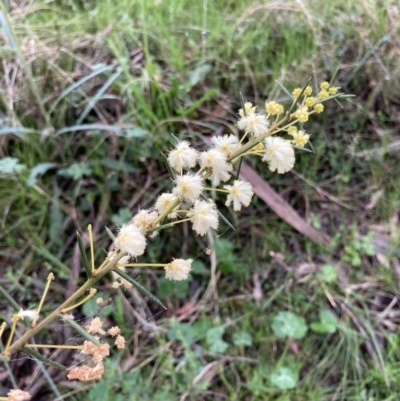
[0,79,347,396]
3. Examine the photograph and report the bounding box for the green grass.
[1,0,400,399]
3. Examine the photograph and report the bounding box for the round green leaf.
[272,311,308,339]
[233,331,253,347]
[270,366,298,390]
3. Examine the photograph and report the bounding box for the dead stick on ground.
[239,163,331,246]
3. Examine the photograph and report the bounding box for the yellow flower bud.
[293,107,309,123]
[305,97,316,107]
[265,101,284,116]
[320,81,330,90]
[253,142,264,152]
[238,102,256,117]
[329,87,338,95]
[291,130,310,147]
[304,86,312,96]
[314,103,324,113]
[292,88,302,98]
[318,90,329,100]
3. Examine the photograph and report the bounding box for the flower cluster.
[235,81,341,175]
[0,79,344,393]
[110,80,342,285]
[67,318,126,382]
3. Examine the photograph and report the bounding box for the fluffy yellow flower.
[167,141,198,172]
[238,101,256,117]
[132,209,158,233]
[291,130,310,147]
[188,200,219,236]
[329,87,338,95]
[86,317,105,335]
[115,334,126,349]
[265,101,284,116]
[108,326,121,337]
[165,258,192,281]
[292,88,302,98]
[211,134,239,155]
[200,148,227,170]
[287,126,298,136]
[237,113,269,137]
[304,86,313,96]
[313,103,324,113]
[262,136,295,174]
[173,174,203,203]
[320,81,330,90]
[318,90,329,100]
[67,362,105,382]
[81,341,110,362]
[114,224,146,257]
[293,107,309,123]
[155,193,180,219]
[305,97,316,107]
[224,180,254,211]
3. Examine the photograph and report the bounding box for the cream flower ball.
[262,136,295,174]
[155,193,180,219]
[173,174,203,203]
[114,224,146,257]
[188,200,219,236]
[164,258,192,281]
[211,134,239,155]
[168,141,198,172]
[224,180,254,211]
[132,209,158,233]
[237,113,269,137]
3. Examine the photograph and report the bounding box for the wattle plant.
[0,78,349,400]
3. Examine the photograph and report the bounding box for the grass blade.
[105,226,116,241]
[169,133,180,145]
[32,246,70,277]
[49,64,115,113]
[76,68,123,125]
[26,162,57,187]
[23,348,66,370]
[235,156,243,180]
[76,232,92,279]
[345,34,390,86]
[312,65,319,92]
[274,80,294,101]
[114,268,167,310]
[239,91,247,115]
[216,208,236,231]
[62,315,101,346]
[0,8,51,126]
[177,89,217,117]
[0,127,37,139]
[329,68,339,86]
[55,124,125,136]
[287,77,312,115]
[161,152,176,180]
[0,286,20,312]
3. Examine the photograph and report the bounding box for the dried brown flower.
[67,363,104,382]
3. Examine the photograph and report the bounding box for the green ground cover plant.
[1,0,400,400]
